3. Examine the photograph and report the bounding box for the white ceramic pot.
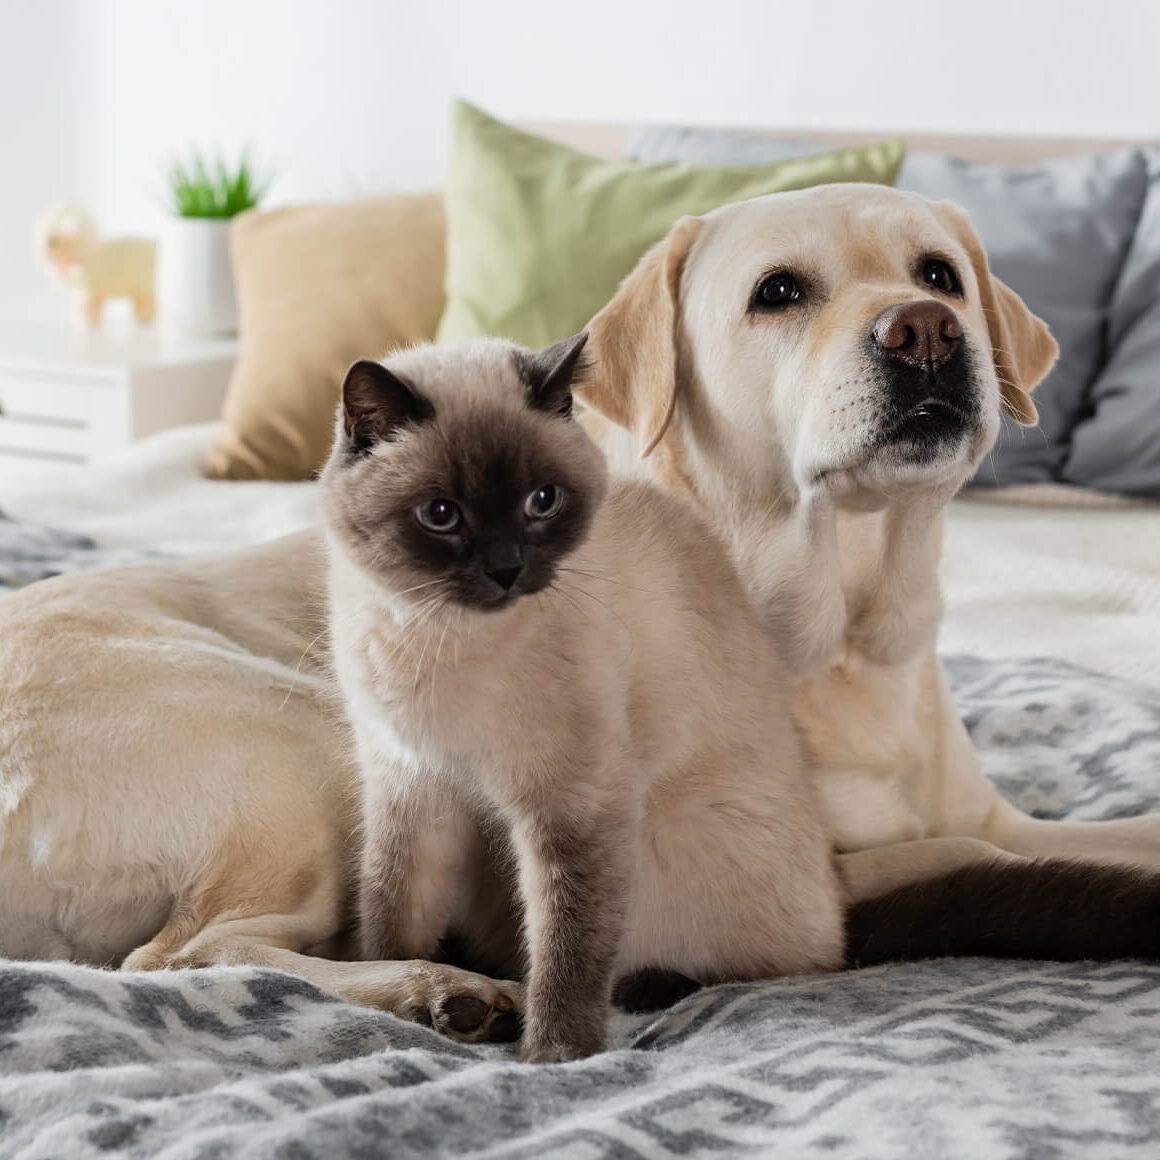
[157,217,237,336]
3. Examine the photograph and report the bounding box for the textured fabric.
[204,193,447,482]
[625,126,1153,488]
[0,423,320,555]
[1066,156,1160,495]
[437,102,904,348]
[0,510,168,591]
[1,654,1159,1158]
[941,491,1160,690]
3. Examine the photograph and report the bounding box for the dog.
[579,182,1160,900]
[1,185,1157,1037]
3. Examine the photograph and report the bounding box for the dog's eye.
[922,258,962,296]
[416,498,461,532]
[753,272,804,310]
[525,484,565,520]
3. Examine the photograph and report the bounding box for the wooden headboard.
[524,122,1152,165]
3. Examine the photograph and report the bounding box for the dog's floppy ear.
[937,201,1057,426]
[580,215,703,457]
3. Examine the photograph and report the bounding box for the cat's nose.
[485,564,523,591]
[482,541,523,592]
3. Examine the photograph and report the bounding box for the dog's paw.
[399,965,523,1044]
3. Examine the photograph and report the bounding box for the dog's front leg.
[510,796,635,1063]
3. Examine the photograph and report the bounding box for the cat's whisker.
[557,566,648,594]
[564,580,632,638]
[549,582,590,623]
[278,627,330,711]
[394,578,454,598]
[383,594,448,668]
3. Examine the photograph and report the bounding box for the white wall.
[0,0,103,325]
[4,0,1159,325]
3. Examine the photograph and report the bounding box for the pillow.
[626,126,1153,487]
[437,102,904,348]
[204,194,446,481]
[1064,155,1160,496]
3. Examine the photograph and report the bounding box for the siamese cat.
[320,334,845,1063]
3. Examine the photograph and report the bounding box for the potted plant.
[158,152,268,336]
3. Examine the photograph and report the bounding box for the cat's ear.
[340,359,434,453]
[522,332,589,419]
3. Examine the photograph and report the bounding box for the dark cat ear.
[341,360,434,454]
[522,332,589,419]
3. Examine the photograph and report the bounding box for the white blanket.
[0,424,319,557]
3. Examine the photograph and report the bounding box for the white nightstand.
[0,329,237,466]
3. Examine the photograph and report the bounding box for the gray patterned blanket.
[3,518,1160,1158]
[0,509,168,591]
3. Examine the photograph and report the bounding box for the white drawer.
[0,370,114,425]
[0,414,92,460]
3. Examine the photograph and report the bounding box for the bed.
[3,122,1160,1157]
[2,418,1158,1159]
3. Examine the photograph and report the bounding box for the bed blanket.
[2,654,1159,1159]
[0,509,169,591]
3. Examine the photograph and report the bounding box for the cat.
[320,334,845,1063]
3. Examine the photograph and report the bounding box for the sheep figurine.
[36,205,156,328]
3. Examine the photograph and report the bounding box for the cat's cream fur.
[321,338,843,1061]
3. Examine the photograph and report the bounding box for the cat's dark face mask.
[327,334,606,613]
[400,466,588,610]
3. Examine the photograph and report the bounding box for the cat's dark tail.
[845,858,1160,966]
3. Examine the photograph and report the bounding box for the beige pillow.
[204,193,446,481]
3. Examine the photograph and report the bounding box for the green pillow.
[437,101,905,347]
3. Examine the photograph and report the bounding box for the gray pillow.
[1064,156,1160,495]
[626,127,1152,486]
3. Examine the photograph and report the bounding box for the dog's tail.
[845,859,1160,966]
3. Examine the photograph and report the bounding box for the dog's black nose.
[485,564,523,591]
[873,300,962,371]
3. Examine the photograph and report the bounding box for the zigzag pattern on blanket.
[0,655,1157,1157]
[3,958,1160,1158]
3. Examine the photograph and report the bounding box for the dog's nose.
[872,300,962,370]
[485,564,523,591]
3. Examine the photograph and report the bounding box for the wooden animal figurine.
[36,205,156,328]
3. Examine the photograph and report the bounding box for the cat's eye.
[525,484,565,520]
[416,498,461,533]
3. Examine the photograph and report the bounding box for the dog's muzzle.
[869,299,979,455]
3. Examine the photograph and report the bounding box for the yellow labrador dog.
[581,182,1160,900]
[1,184,1157,1034]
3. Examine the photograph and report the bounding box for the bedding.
[2,424,1160,1158]
[1066,156,1160,495]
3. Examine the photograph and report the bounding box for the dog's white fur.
[2,184,1157,1023]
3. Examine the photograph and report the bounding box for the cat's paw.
[518,1027,605,1064]
[400,964,523,1044]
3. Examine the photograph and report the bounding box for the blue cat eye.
[416,498,461,533]
[525,485,565,520]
